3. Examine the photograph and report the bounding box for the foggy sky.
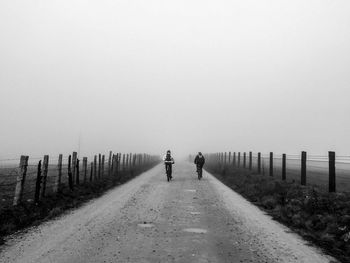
[1,0,350,160]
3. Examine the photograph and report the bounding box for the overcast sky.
[0,0,350,160]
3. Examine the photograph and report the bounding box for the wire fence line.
[205,151,350,193]
[0,152,160,209]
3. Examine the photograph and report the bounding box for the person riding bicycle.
[194,152,205,179]
[163,150,175,180]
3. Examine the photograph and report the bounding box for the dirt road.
[0,162,336,263]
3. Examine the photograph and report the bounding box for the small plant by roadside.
[205,163,350,263]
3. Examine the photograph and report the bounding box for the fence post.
[83,157,88,183]
[116,153,122,173]
[122,154,126,171]
[54,154,63,193]
[72,152,77,185]
[228,152,231,164]
[68,155,73,190]
[98,154,101,178]
[41,155,49,198]
[94,155,97,180]
[233,152,236,166]
[249,152,252,170]
[111,154,115,176]
[133,154,136,167]
[126,154,130,170]
[238,152,241,168]
[13,155,29,206]
[269,152,273,177]
[301,151,307,185]
[76,158,80,185]
[257,152,261,173]
[102,155,105,177]
[34,160,42,204]
[116,155,120,177]
[90,162,93,182]
[108,151,112,176]
[243,152,246,168]
[282,154,286,181]
[329,151,336,192]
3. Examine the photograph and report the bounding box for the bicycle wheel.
[198,168,202,180]
[166,166,171,182]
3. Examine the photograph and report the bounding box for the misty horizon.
[1,0,350,160]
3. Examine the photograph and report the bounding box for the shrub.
[261,196,277,210]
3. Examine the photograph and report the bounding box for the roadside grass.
[0,163,158,245]
[205,163,350,263]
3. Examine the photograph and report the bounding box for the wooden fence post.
[13,155,29,206]
[111,154,115,176]
[76,158,80,185]
[243,152,246,168]
[83,157,88,183]
[249,152,252,170]
[282,154,286,181]
[122,154,126,171]
[257,152,261,174]
[90,162,93,182]
[329,151,336,192]
[224,152,227,165]
[233,152,236,166]
[133,154,136,167]
[41,155,49,198]
[238,152,241,168]
[228,152,231,164]
[34,160,42,204]
[269,152,273,177]
[117,154,120,174]
[115,155,119,177]
[94,155,97,180]
[72,152,77,185]
[68,155,73,190]
[54,154,63,193]
[126,154,130,170]
[301,151,307,185]
[102,155,105,177]
[108,151,112,176]
[98,154,101,178]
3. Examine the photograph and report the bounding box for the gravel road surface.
[0,162,336,263]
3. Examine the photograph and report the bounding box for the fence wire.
[0,153,159,209]
[207,152,350,193]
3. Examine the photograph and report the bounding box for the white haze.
[0,0,350,160]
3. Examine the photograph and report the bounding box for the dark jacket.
[194,155,205,167]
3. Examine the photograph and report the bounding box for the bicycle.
[197,166,203,180]
[165,161,173,182]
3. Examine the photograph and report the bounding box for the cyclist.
[194,152,205,179]
[163,150,175,181]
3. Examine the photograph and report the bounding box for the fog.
[1,0,350,160]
